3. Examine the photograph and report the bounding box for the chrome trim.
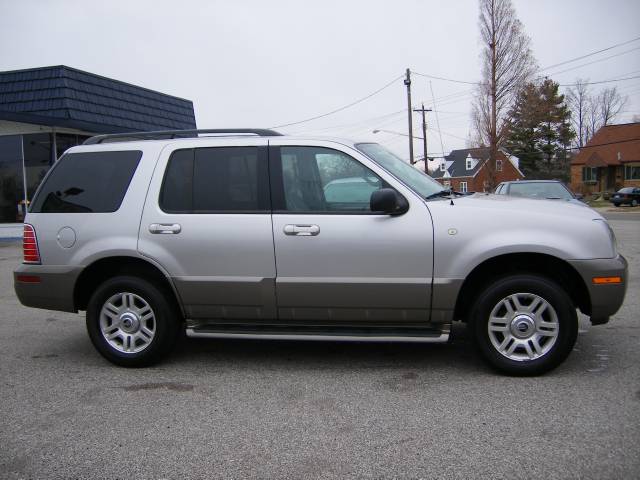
[186,324,450,343]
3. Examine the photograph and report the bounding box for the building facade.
[570,123,640,195]
[430,148,524,193]
[0,65,196,224]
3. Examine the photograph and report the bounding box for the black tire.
[86,276,180,367]
[613,203,620,207]
[471,274,578,376]
[632,199,638,207]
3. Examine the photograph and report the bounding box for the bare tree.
[596,87,627,126]
[566,79,590,148]
[568,83,627,146]
[471,0,537,187]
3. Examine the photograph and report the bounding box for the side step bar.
[186,324,451,343]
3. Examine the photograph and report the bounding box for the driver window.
[280,146,386,212]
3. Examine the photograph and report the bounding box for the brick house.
[430,148,524,193]
[570,122,640,194]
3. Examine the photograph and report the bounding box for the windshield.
[508,182,574,200]
[355,143,444,198]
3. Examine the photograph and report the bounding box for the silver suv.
[14,129,628,375]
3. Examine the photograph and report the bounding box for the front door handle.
[149,223,182,234]
[283,224,320,236]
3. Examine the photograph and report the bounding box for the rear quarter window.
[30,150,142,213]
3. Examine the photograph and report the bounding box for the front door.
[269,142,434,323]
[607,166,617,190]
[138,138,277,320]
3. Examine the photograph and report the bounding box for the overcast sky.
[1,0,639,160]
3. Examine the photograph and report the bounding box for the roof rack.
[83,128,283,145]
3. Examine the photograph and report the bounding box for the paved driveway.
[1,216,638,479]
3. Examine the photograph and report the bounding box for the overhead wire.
[429,80,447,155]
[558,74,640,87]
[271,74,403,129]
[542,46,640,77]
[287,109,405,135]
[271,37,640,138]
[540,36,640,71]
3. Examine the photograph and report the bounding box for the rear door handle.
[149,223,181,234]
[283,224,320,236]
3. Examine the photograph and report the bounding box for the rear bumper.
[14,264,82,313]
[568,254,628,324]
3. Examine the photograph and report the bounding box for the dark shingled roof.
[431,147,491,179]
[0,65,196,134]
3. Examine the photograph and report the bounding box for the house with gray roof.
[430,147,524,193]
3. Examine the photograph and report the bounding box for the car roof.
[502,180,564,184]
[63,134,365,155]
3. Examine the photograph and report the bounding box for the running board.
[186,324,451,343]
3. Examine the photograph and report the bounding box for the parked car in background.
[610,187,640,207]
[494,180,585,205]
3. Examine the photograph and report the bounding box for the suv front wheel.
[86,276,179,367]
[471,274,578,376]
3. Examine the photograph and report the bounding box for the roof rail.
[83,128,283,145]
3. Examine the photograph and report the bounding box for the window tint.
[30,150,141,213]
[160,147,268,213]
[279,146,385,212]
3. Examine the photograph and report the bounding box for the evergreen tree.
[504,78,574,180]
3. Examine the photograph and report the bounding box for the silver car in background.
[494,180,586,205]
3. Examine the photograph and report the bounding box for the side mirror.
[574,193,584,200]
[370,188,409,215]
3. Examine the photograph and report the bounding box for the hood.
[452,193,600,219]
[426,193,615,266]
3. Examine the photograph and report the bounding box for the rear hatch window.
[30,150,142,213]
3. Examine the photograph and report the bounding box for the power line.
[288,109,406,135]
[540,35,640,71]
[411,36,640,87]
[271,74,403,129]
[429,81,446,155]
[559,75,640,87]
[567,136,640,152]
[413,71,479,85]
[543,46,640,76]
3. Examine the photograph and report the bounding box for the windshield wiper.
[425,189,462,200]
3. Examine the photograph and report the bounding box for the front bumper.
[568,254,628,325]
[14,264,82,313]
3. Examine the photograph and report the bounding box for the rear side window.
[160,146,269,213]
[30,150,141,213]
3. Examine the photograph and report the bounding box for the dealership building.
[0,65,196,233]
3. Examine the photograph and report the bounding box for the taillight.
[23,224,41,264]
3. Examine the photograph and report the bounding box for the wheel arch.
[453,252,591,322]
[74,256,184,316]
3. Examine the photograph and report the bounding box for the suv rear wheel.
[471,274,578,376]
[86,276,179,367]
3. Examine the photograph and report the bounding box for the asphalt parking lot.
[1,211,638,479]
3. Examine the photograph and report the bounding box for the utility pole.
[404,68,414,164]
[413,103,432,173]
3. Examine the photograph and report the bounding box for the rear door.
[138,138,277,320]
[269,140,434,323]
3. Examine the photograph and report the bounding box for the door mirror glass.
[370,188,408,215]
